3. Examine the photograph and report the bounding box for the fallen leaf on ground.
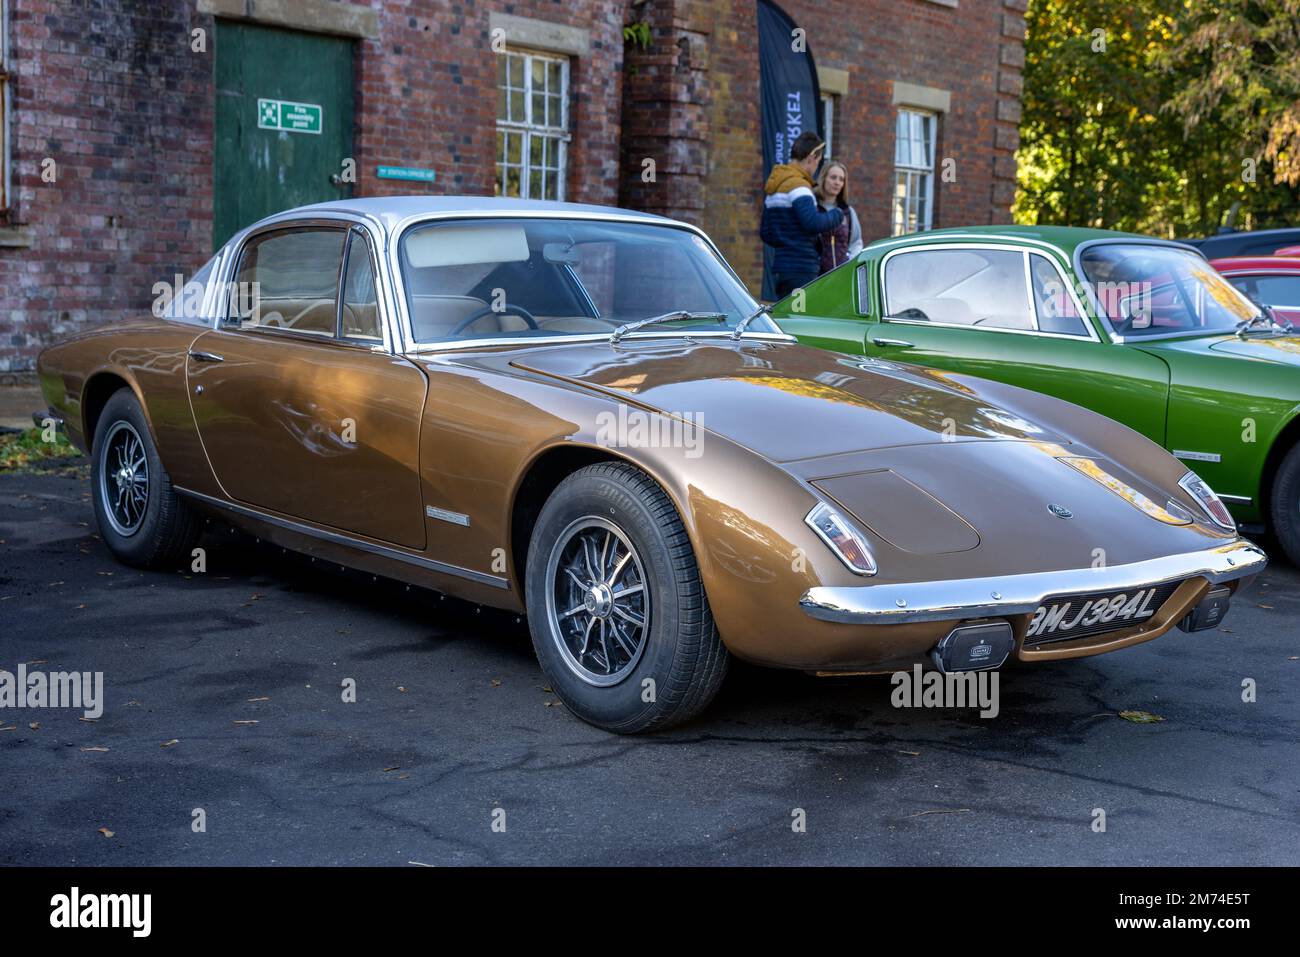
[898,750,921,756]
[160,739,179,748]
[490,679,502,688]
[28,722,39,730]
[246,696,270,702]
[98,827,114,838]
[0,725,16,732]
[1118,710,1165,724]
[382,766,401,773]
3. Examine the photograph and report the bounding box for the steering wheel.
[449,304,540,336]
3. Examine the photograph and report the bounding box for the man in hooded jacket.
[760,131,844,298]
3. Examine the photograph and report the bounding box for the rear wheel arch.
[82,372,145,452]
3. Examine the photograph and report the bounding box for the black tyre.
[1270,442,1300,566]
[90,388,201,569]
[525,462,729,733]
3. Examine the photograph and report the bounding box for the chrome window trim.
[1027,250,1096,339]
[855,263,871,316]
[175,486,509,590]
[337,225,388,345]
[878,242,1101,343]
[385,210,763,354]
[213,213,401,354]
[864,231,1072,257]
[407,329,795,357]
[799,539,1266,625]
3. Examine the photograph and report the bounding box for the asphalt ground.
[2,459,1297,865]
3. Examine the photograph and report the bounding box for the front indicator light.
[805,502,878,576]
[1179,471,1236,531]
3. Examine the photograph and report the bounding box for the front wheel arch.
[1260,411,1300,524]
[508,444,698,602]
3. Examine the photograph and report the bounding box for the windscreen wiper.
[609,311,726,344]
[1236,313,1287,338]
[731,304,771,340]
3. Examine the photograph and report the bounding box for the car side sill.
[799,539,1266,624]
[175,487,509,590]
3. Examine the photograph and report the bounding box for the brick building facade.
[0,0,1023,374]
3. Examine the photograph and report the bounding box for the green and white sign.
[257,98,322,134]
[376,165,437,183]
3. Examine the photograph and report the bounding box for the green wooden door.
[213,21,354,249]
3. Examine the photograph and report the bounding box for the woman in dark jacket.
[815,161,863,274]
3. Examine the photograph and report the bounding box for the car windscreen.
[397,218,765,343]
[1079,243,1259,337]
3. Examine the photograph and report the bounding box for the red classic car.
[1210,255,1300,327]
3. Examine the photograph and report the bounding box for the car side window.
[884,248,1034,331]
[1028,254,1090,336]
[1228,274,1300,307]
[855,264,871,316]
[160,253,219,325]
[232,227,346,336]
[340,230,383,342]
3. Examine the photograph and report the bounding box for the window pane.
[885,248,1035,331]
[233,228,344,334]
[399,219,758,342]
[1249,274,1300,306]
[1030,254,1089,336]
[341,232,382,340]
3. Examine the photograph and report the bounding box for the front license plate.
[1024,579,1185,646]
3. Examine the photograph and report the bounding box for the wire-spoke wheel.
[525,461,729,733]
[545,517,650,687]
[99,421,150,536]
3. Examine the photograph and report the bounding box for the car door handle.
[188,350,224,363]
[871,337,914,349]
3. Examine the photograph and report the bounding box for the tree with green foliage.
[1014,0,1300,237]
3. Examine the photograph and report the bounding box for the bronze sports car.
[35,197,1265,732]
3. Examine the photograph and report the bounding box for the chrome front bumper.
[798,539,1267,625]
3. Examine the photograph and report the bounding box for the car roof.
[1185,228,1300,258]
[862,224,1184,259]
[1210,255,1300,273]
[247,195,677,238]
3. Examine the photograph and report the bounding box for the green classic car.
[775,226,1300,563]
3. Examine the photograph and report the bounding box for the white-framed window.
[892,108,936,235]
[495,48,570,201]
[818,93,836,160]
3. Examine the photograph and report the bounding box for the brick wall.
[622,0,1024,291]
[354,0,625,203]
[0,0,213,373]
[0,0,1020,371]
